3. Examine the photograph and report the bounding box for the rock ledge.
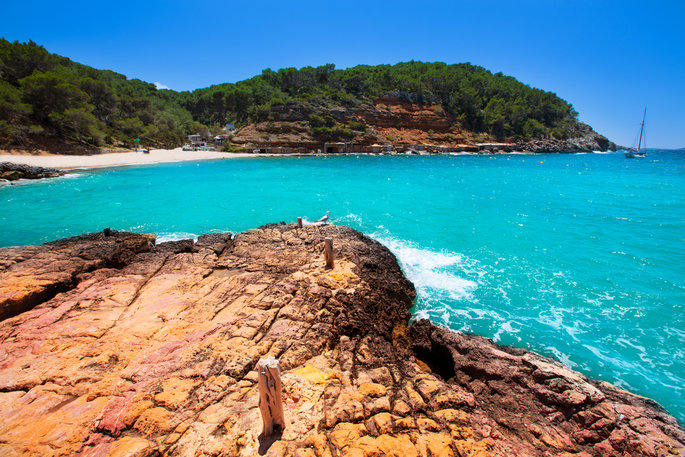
[0,224,682,456]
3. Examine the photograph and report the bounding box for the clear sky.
[2,0,683,148]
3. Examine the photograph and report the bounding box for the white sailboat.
[625,109,647,158]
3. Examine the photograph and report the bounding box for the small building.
[213,134,230,145]
[323,142,348,154]
[188,134,208,150]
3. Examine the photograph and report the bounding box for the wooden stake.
[324,237,334,270]
[257,357,285,436]
[297,217,303,228]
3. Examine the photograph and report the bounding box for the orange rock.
[417,417,442,433]
[133,407,177,436]
[329,423,366,452]
[390,400,409,418]
[351,434,419,457]
[367,412,393,435]
[416,433,455,457]
[435,409,468,425]
[107,436,153,457]
[154,378,200,410]
[358,382,387,398]
[0,224,682,457]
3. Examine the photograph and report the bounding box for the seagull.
[316,211,330,223]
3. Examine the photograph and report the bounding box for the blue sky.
[2,0,683,148]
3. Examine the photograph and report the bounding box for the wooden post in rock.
[297,217,303,228]
[257,356,285,436]
[324,237,334,270]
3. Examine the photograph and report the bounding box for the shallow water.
[1,150,683,422]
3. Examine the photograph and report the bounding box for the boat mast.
[637,108,646,153]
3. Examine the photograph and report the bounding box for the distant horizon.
[1,0,683,148]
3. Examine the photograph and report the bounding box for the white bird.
[316,211,330,223]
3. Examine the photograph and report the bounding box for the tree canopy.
[0,39,197,148]
[0,39,584,148]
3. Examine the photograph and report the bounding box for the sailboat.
[625,109,647,158]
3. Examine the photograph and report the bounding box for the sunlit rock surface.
[0,224,682,456]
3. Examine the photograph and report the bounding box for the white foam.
[493,320,519,342]
[156,232,198,243]
[337,213,364,226]
[413,309,430,321]
[372,234,478,301]
[1,172,83,187]
[546,346,575,368]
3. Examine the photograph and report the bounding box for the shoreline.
[0,147,616,171]
[0,147,260,170]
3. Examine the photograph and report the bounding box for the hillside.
[0,39,614,153]
[0,39,198,152]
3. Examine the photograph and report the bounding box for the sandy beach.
[0,148,257,170]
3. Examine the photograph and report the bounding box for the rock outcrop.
[516,133,615,153]
[0,161,63,181]
[227,96,616,154]
[0,224,681,456]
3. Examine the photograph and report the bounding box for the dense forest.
[0,39,585,150]
[0,39,199,149]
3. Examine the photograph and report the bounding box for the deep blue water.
[1,150,683,422]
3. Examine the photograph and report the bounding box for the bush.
[523,118,547,139]
[222,143,246,153]
[348,121,367,132]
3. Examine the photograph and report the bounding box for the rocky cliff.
[228,96,615,153]
[0,224,681,456]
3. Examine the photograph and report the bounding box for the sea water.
[1,151,683,422]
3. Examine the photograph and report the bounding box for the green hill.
[0,39,604,152]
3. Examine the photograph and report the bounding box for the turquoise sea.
[1,150,684,422]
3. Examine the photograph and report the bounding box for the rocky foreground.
[0,224,682,457]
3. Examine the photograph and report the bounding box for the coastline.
[0,147,612,171]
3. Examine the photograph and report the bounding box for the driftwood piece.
[257,356,285,436]
[323,237,334,270]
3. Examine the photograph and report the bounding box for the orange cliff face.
[359,95,454,132]
[0,224,682,456]
[228,95,475,153]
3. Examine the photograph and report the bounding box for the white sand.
[0,148,258,170]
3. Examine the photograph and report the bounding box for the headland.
[0,223,682,456]
[0,40,616,159]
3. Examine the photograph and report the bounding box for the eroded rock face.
[226,96,617,153]
[0,224,681,457]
